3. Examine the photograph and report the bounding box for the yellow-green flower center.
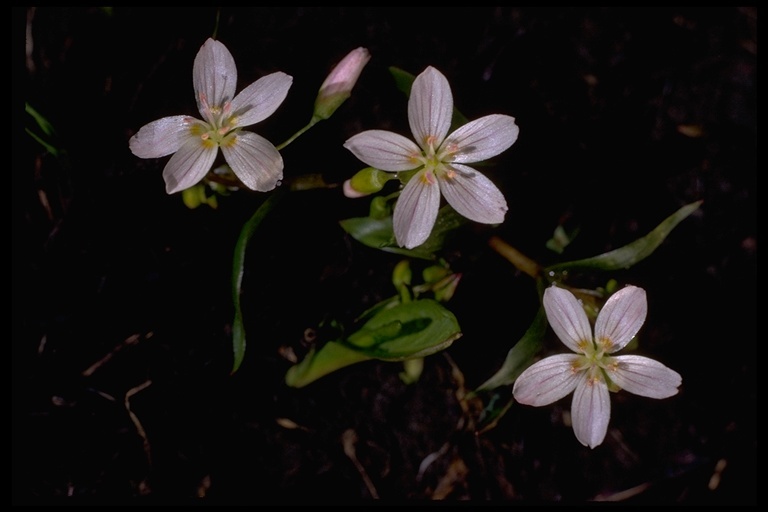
[412,135,461,182]
[573,338,618,388]
[192,96,241,148]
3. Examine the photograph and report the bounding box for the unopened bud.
[314,47,371,120]
[343,167,392,199]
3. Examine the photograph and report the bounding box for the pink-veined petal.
[512,354,583,407]
[442,114,520,163]
[438,163,507,224]
[543,286,594,354]
[608,355,682,399]
[408,67,453,151]
[193,38,238,122]
[230,72,293,127]
[220,131,283,192]
[161,138,218,194]
[393,170,441,249]
[571,374,611,448]
[595,285,647,353]
[129,116,198,158]
[344,130,422,172]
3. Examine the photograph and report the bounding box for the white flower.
[343,66,519,249]
[129,38,293,194]
[513,285,682,449]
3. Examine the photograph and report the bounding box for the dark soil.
[14,7,756,505]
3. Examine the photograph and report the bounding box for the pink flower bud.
[314,47,371,120]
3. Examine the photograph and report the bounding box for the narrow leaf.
[476,305,548,391]
[545,200,702,273]
[231,189,285,374]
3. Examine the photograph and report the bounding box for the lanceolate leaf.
[545,200,702,273]
[476,305,548,391]
[231,190,285,374]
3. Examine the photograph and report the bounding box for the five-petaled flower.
[129,38,293,194]
[343,66,519,249]
[513,285,682,449]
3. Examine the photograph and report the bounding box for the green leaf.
[345,298,461,360]
[26,102,61,157]
[475,304,548,391]
[26,102,57,137]
[231,190,285,374]
[470,303,547,434]
[284,340,372,388]
[339,205,466,260]
[470,386,515,435]
[284,298,462,387]
[545,200,702,273]
[389,66,416,98]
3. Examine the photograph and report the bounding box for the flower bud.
[313,47,371,120]
[392,259,412,290]
[343,167,392,198]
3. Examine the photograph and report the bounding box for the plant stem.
[488,236,542,279]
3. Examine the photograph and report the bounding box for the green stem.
[276,116,321,151]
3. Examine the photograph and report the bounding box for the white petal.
[442,114,519,163]
[512,354,582,407]
[608,355,682,399]
[344,130,422,172]
[438,163,507,224]
[408,66,453,150]
[595,285,647,353]
[543,286,594,354]
[220,131,283,192]
[230,72,293,127]
[162,138,218,194]
[129,116,198,158]
[571,375,611,448]
[194,38,238,119]
[393,170,441,249]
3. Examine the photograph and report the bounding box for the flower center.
[412,135,462,183]
[195,93,240,146]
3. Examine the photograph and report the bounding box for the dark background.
[14,7,756,505]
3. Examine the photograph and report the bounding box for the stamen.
[596,336,614,351]
[199,92,210,115]
[443,142,460,156]
[420,171,436,185]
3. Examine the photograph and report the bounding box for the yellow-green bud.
[343,167,392,198]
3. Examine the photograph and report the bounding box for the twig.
[81,332,153,377]
[125,380,153,470]
[341,428,379,499]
